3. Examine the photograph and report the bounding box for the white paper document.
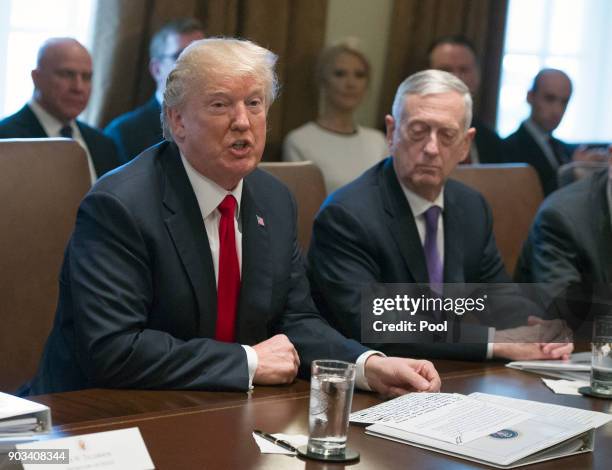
[469,392,611,428]
[0,392,51,441]
[541,378,589,395]
[360,392,611,468]
[377,394,531,445]
[17,427,154,470]
[350,392,462,424]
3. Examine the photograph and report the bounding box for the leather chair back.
[450,164,543,275]
[258,161,327,251]
[0,139,90,392]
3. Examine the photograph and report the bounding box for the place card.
[16,427,154,469]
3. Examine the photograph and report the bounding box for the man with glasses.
[0,37,120,183]
[104,18,205,162]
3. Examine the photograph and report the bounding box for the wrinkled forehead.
[401,92,466,126]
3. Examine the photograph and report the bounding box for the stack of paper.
[351,392,611,468]
[0,392,51,452]
[506,351,591,381]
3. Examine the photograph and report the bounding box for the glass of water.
[307,360,356,457]
[591,313,612,395]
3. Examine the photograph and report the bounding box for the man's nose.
[423,131,440,156]
[231,102,250,131]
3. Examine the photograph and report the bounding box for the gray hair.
[161,37,279,142]
[391,69,473,132]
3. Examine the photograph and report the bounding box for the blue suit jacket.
[307,158,512,360]
[0,104,121,176]
[104,96,163,162]
[27,142,366,394]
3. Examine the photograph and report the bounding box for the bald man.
[428,35,504,164]
[0,37,120,182]
[504,69,583,195]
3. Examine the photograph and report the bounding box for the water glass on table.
[306,360,357,459]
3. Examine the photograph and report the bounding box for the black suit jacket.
[515,169,612,284]
[0,104,120,177]
[27,142,365,394]
[504,123,571,196]
[104,96,163,162]
[307,158,511,360]
[472,117,504,164]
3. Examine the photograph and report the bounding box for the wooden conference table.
[27,360,612,469]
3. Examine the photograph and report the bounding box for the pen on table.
[254,429,298,452]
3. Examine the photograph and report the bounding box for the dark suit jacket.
[472,117,504,164]
[504,122,571,196]
[0,104,120,177]
[307,158,511,360]
[515,169,612,284]
[27,142,365,394]
[104,96,163,162]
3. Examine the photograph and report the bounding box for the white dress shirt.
[181,154,377,389]
[28,99,97,184]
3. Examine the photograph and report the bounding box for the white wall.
[325,0,393,128]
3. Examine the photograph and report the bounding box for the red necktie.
[215,195,240,342]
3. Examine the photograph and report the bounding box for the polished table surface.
[26,360,612,469]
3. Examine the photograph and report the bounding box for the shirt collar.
[180,152,243,219]
[524,118,551,141]
[28,98,76,137]
[398,180,444,217]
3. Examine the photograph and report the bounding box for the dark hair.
[149,17,205,60]
[427,34,478,64]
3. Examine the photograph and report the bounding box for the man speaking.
[27,38,439,397]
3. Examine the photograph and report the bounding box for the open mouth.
[231,140,249,150]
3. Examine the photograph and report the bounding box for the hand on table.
[364,355,441,398]
[252,334,300,385]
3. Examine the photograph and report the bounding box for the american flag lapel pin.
[256,214,265,227]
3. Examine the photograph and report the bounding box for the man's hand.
[493,316,573,360]
[364,355,441,398]
[252,334,300,385]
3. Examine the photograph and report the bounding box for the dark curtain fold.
[378,0,508,128]
[86,0,328,161]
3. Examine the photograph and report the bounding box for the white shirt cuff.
[355,350,386,391]
[486,327,496,359]
[242,345,258,390]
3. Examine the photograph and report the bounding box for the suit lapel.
[160,144,217,336]
[443,185,465,282]
[381,159,429,282]
[17,105,47,137]
[235,178,272,344]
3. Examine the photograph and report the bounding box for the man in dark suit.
[516,152,612,285]
[504,69,576,196]
[428,35,504,164]
[27,38,440,396]
[308,70,572,361]
[0,38,120,181]
[104,18,205,162]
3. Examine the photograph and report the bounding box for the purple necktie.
[423,205,443,286]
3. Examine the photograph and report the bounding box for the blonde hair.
[316,38,370,89]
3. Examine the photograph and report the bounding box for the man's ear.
[31,69,39,88]
[527,90,534,106]
[458,127,477,163]
[384,114,396,149]
[166,107,184,142]
[149,59,161,82]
